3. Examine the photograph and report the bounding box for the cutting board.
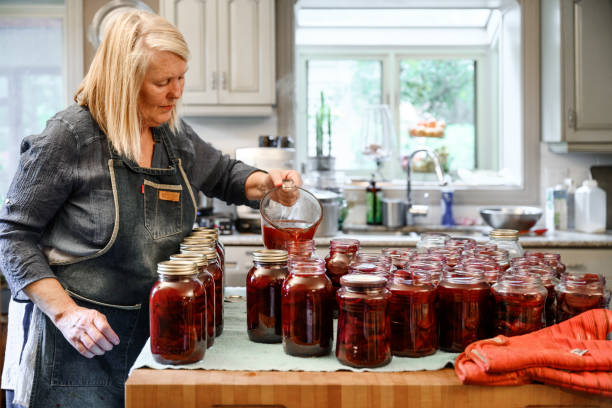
[590,166,612,229]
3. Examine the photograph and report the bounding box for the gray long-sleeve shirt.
[0,104,259,300]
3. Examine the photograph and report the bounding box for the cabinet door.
[564,0,612,143]
[217,0,275,105]
[161,0,218,104]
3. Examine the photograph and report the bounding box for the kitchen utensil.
[479,207,542,231]
[382,198,406,228]
[260,181,323,249]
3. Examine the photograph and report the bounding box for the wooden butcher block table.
[125,368,612,408]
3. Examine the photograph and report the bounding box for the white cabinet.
[161,0,275,116]
[541,0,612,152]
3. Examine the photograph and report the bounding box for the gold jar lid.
[182,236,215,244]
[252,249,288,263]
[157,260,197,275]
[490,229,519,239]
[182,247,217,261]
[192,228,219,239]
[170,253,206,268]
[180,243,215,253]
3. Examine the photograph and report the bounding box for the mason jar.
[149,260,205,365]
[489,229,524,259]
[555,272,607,323]
[388,270,437,357]
[336,274,391,368]
[247,249,289,343]
[281,259,333,356]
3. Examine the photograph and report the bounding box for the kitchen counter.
[125,368,612,407]
[220,229,612,248]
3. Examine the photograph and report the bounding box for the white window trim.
[295,1,540,206]
[0,1,83,108]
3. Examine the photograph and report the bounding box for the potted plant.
[308,91,335,172]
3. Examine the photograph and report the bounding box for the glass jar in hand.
[437,269,492,352]
[388,270,437,357]
[555,272,607,323]
[150,260,206,365]
[281,258,333,356]
[491,272,547,336]
[336,274,391,368]
[247,249,289,343]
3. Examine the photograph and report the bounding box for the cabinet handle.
[221,72,227,90]
[211,72,218,90]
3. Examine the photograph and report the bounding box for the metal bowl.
[479,206,543,231]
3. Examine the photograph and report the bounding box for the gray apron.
[27,128,197,408]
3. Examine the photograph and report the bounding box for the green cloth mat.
[130,288,459,374]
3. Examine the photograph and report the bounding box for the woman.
[0,10,300,408]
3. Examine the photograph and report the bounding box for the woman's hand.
[54,304,120,358]
[24,278,120,358]
[244,169,302,205]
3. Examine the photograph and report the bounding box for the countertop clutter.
[219,228,612,248]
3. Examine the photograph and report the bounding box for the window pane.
[307,59,382,171]
[399,59,475,175]
[0,16,63,200]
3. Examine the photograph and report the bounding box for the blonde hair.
[75,10,190,162]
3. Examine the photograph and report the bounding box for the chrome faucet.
[405,147,447,225]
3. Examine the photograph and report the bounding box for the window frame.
[295,1,540,206]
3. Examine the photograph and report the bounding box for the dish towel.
[455,309,612,397]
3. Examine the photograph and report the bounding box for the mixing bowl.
[479,206,543,231]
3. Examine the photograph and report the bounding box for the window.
[296,1,541,204]
[0,1,81,201]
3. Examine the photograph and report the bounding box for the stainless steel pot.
[312,190,342,237]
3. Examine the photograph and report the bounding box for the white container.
[545,185,568,231]
[575,180,606,233]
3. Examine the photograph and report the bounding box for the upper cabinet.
[541,0,612,152]
[161,0,276,116]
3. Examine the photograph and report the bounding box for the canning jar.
[182,246,224,337]
[349,253,393,279]
[388,270,437,357]
[513,264,558,327]
[416,232,450,252]
[489,229,524,259]
[191,227,225,270]
[247,249,289,343]
[336,274,391,368]
[555,273,607,323]
[286,239,316,260]
[381,247,414,269]
[446,237,477,251]
[169,253,212,347]
[326,239,360,317]
[150,260,206,365]
[437,270,492,352]
[282,259,333,356]
[408,262,444,285]
[491,273,547,336]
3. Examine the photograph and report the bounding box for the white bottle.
[575,179,606,234]
[564,178,576,230]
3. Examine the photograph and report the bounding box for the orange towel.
[455,309,612,397]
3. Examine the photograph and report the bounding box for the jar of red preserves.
[191,227,225,270]
[416,232,449,252]
[174,251,216,348]
[150,260,206,365]
[381,247,414,269]
[513,264,558,327]
[491,272,547,336]
[388,270,437,357]
[169,253,211,347]
[555,273,607,323]
[182,246,224,337]
[336,274,391,368]
[325,238,360,317]
[282,259,333,356]
[286,239,316,260]
[247,249,289,343]
[437,270,492,352]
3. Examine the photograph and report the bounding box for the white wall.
[183,116,278,157]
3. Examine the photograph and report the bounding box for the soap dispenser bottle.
[366,174,382,225]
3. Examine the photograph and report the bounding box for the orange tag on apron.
[159,190,180,202]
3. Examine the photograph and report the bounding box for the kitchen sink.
[342,224,489,237]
